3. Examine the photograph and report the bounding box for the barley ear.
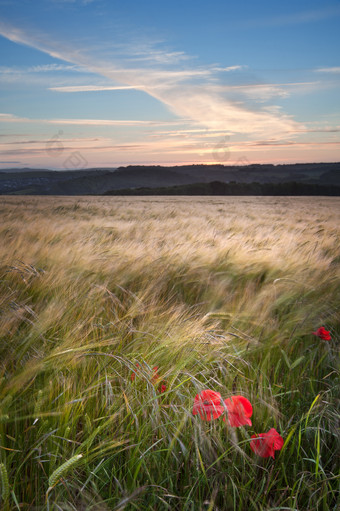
[85,413,92,433]
[33,389,43,425]
[48,454,83,490]
[0,463,10,502]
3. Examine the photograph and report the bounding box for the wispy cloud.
[0,137,102,145]
[151,87,299,136]
[50,0,99,5]
[215,81,325,101]
[240,6,340,28]
[0,21,303,139]
[241,140,340,148]
[0,64,81,74]
[124,48,191,65]
[0,113,185,127]
[49,85,144,92]
[212,65,247,72]
[0,146,114,156]
[0,161,22,164]
[314,66,340,74]
[295,126,340,133]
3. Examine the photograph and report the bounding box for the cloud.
[50,118,181,126]
[0,21,303,139]
[0,161,22,164]
[0,63,90,88]
[0,132,227,158]
[0,146,114,156]
[49,84,144,92]
[50,0,99,5]
[29,64,82,73]
[215,81,324,102]
[0,137,102,145]
[243,140,340,148]
[124,49,191,65]
[0,64,80,74]
[151,87,299,136]
[0,112,185,127]
[293,125,340,133]
[314,67,340,74]
[0,133,27,137]
[240,6,340,28]
[212,65,246,72]
[0,113,17,120]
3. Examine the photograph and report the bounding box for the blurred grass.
[0,196,339,510]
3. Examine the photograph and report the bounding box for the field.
[0,196,339,510]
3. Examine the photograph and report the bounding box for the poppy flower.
[131,364,167,393]
[312,326,331,341]
[151,367,167,392]
[159,383,167,394]
[192,389,224,421]
[224,395,253,427]
[250,428,284,459]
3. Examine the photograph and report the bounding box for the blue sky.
[0,0,339,169]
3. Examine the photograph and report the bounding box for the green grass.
[0,196,339,510]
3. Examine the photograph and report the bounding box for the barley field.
[0,196,339,510]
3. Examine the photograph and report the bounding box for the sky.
[0,0,340,169]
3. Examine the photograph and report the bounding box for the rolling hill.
[0,162,339,195]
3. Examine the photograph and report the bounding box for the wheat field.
[0,196,339,510]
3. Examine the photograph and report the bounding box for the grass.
[0,195,339,510]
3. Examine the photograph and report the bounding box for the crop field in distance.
[0,195,339,510]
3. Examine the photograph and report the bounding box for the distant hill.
[105,180,340,196]
[0,163,339,195]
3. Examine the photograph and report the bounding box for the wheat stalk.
[0,463,9,502]
[47,454,83,490]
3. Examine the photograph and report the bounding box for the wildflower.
[312,326,331,341]
[192,389,224,421]
[250,428,284,459]
[150,367,167,393]
[159,383,167,394]
[224,395,253,427]
[131,364,167,393]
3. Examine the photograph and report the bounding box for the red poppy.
[224,395,253,427]
[250,428,284,459]
[131,363,141,382]
[312,326,331,341]
[151,367,167,392]
[192,389,224,421]
[132,364,160,382]
[159,383,167,394]
[132,364,167,393]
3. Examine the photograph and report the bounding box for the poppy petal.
[267,428,284,450]
[312,327,331,340]
[201,405,225,421]
[192,390,224,421]
[233,395,253,417]
[224,396,253,427]
[250,434,271,457]
[250,429,284,458]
